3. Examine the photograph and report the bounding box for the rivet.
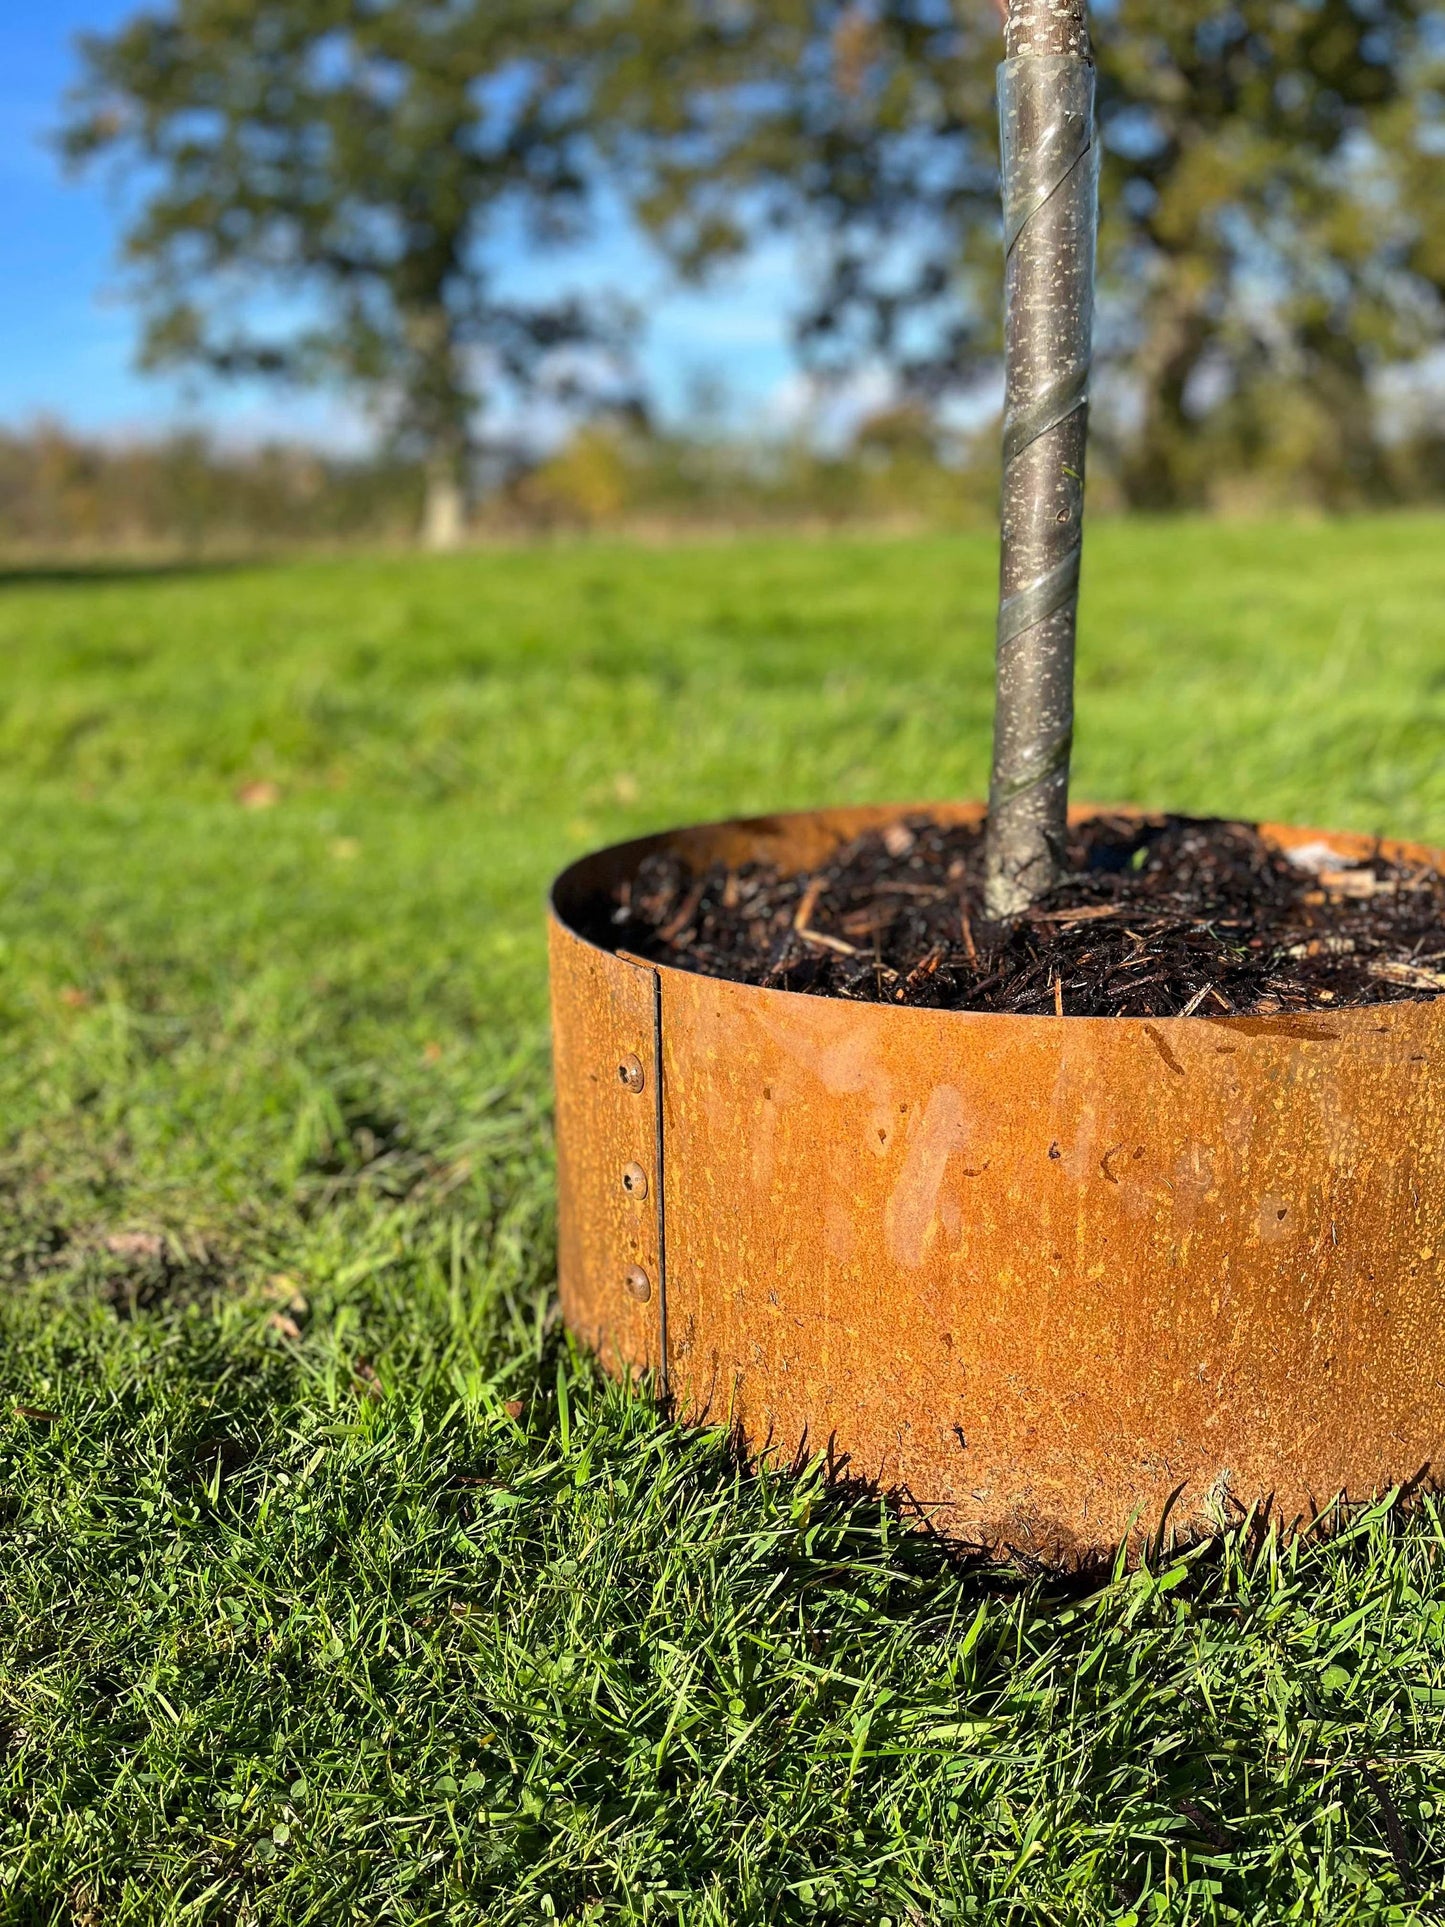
[623,1265,652,1302]
[618,1053,645,1093]
[622,1162,648,1199]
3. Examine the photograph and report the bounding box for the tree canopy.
[605,0,1445,509]
[62,0,634,546]
[62,0,1445,520]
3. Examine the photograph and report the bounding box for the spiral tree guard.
[986,0,1098,918]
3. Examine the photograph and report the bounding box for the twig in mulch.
[657,878,707,945]
[794,876,860,956]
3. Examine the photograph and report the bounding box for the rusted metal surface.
[548,923,663,1379]
[550,803,1445,1559]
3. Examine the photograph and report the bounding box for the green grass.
[3,516,1445,1924]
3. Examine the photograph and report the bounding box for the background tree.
[1095,0,1445,506]
[599,1,1000,400]
[62,0,632,549]
[607,0,1445,510]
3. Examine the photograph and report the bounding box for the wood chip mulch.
[604,814,1445,1017]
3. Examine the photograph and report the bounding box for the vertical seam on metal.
[650,967,669,1398]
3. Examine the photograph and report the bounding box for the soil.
[604,814,1445,1018]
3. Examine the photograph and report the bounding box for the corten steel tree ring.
[550,801,1445,1562]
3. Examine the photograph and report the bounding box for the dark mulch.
[605,814,1445,1017]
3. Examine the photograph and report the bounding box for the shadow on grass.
[531,1322,1110,1607]
[544,1321,1445,1611]
[0,556,261,590]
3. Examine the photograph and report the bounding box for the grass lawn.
[3,515,1445,1924]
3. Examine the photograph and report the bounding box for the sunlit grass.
[2,517,1445,1921]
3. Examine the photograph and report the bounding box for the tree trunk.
[982,0,1098,921]
[1305,329,1387,508]
[421,446,467,553]
[404,301,472,553]
[1120,287,1210,510]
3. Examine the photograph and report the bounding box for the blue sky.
[0,2,804,449]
